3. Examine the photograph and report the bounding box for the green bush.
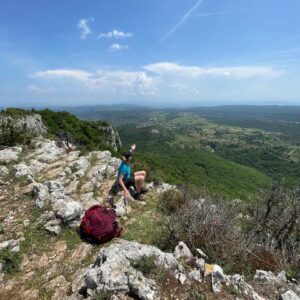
[158,189,186,214]
[0,117,31,147]
[187,289,206,300]
[0,249,21,274]
[132,256,157,275]
[131,256,165,280]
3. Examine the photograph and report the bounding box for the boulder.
[27,159,47,174]
[156,182,176,193]
[0,238,23,252]
[32,183,50,208]
[72,240,179,299]
[0,147,22,164]
[56,201,83,223]
[254,270,278,284]
[70,156,90,174]
[188,269,202,282]
[46,180,65,193]
[175,271,187,285]
[14,163,33,178]
[31,139,65,163]
[229,274,266,300]
[14,114,47,136]
[174,241,193,260]
[212,264,227,293]
[44,219,62,235]
[195,258,205,273]
[280,290,300,300]
[0,166,9,177]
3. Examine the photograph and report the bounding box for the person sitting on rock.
[113,144,148,201]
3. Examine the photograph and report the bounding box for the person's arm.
[118,173,130,198]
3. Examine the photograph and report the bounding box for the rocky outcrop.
[0,114,47,137]
[280,290,300,300]
[91,122,122,152]
[0,147,22,164]
[72,239,179,299]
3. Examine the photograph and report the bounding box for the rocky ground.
[0,137,299,300]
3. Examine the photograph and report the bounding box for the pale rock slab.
[0,147,22,164]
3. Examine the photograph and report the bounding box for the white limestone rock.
[32,183,50,208]
[212,264,227,293]
[0,166,9,177]
[174,241,193,260]
[15,114,47,136]
[280,290,300,300]
[14,163,33,178]
[44,219,62,235]
[31,139,65,163]
[188,269,202,282]
[196,248,208,259]
[0,147,22,164]
[73,240,179,299]
[254,270,278,284]
[56,201,84,223]
[229,274,266,300]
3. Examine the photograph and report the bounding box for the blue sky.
[0,0,300,107]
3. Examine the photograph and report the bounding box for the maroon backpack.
[80,205,121,244]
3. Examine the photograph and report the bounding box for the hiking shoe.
[140,187,149,194]
[108,196,117,209]
[134,193,145,201]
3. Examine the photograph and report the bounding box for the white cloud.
[109,43,129,51]
[143,62,282,79]
[30,62,283,100]
[32,69,93,81]
[98,29,133,39]
[28,84,56,95]
[77,18,94,39]
[160,0,204,42]
[31,68,156,96]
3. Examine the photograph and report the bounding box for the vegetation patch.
[58,226,83,250]
[0,249,21,275]
[131,255,165,281]
[92,292,114,300]
[187,288,207,300]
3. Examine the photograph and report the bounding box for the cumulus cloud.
[31,68,156,96]
[77,18,94,39]
[28,84,56,95]
[98,29,133,39]
[143,62,282,79]
[30,62,283,99]
[32,69,93,81]
[109,43,129,51]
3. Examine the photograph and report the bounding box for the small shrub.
[187,288,206,300]
[244,182,300,272]
[159,189,187,214]
[131,256,166,280]
[132,256,157,275]
[92,292,113,300]
[0,249,21,274]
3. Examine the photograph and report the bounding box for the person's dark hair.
[123,151,132,161]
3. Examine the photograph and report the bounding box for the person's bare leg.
[134,171,146,178]
[134,175,145,193]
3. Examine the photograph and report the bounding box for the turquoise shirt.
[118,161,131,181]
